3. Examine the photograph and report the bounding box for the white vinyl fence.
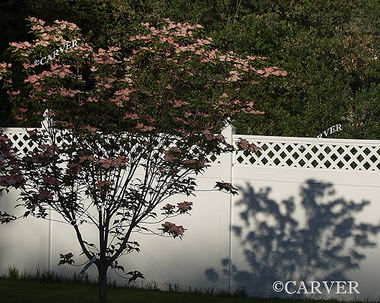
[1,124,380,301]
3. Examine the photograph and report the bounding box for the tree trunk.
[98,263,108,303]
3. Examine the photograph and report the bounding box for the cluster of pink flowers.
[201,129,213,140]
[226,70,241,82]
[58,252,74,265]
[21,145,57,165]
[86,96,99,103]
[37,189,53,200]
[137,19,203,44]
[161,221,186,238]
[177,201,193,213]
[93,47,121,65]
[136,123,155,132]
[183,157,206,168]
[77,153,129,169]
[113,88,134,106]
[59,88,82,97]
[63,252,73,259]
[162,203,176,214]
[255,66,288,77]
[24,65,73,86]
[21,144,59,165]
[9,42,32,56]
[124,112,139,120]
[43,176,61,186]
[237,138,261,153]
[99,156,129,169]
[29,17,45,25]
[0,63,11,79]
[163,147,182,163]
[78,155,95,163]
[168,99,189,108]
[161,201,193,214]
[53,19,79,31]
[0,172,24,187]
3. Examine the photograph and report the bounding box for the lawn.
[0,278,372,303]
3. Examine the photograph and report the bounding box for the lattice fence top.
[3,128,40,154]
[2,128,221,164]
[234,135,380,171]
[3,128,380,171]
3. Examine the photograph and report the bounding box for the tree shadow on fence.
[205,179,380,298]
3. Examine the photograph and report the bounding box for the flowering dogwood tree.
[0,17,286,303]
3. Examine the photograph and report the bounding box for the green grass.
[1,277,376,303]
[0,267,378,303]
[0,278,340,303]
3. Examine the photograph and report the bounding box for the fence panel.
[1,126,379,301]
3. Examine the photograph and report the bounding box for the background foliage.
[0,0,379,138]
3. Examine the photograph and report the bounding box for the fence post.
[41,111,53,273]
[220,123,236,293]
